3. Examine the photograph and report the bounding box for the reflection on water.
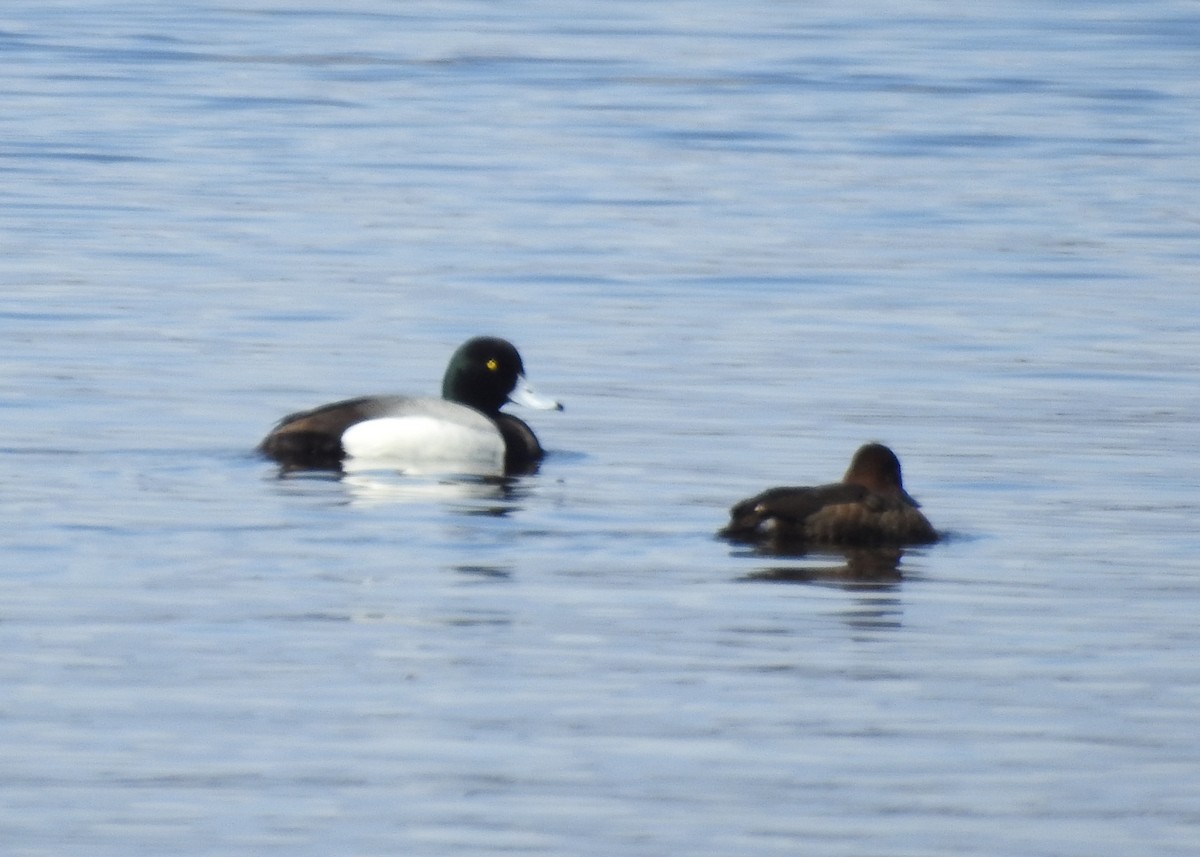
[259,462,529,511]
[340,470,518,509]
[736,547,905,588]
[453,564,513,581]
[840,593,904,633]
[737,547,907,630]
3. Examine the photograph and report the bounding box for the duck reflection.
[738,546,905,589]
[453,564,513,581]
[339,469,528,513]
[736,546,908,631]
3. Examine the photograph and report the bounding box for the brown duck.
[720,443,938,547]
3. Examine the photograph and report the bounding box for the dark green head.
[441,336,561,415]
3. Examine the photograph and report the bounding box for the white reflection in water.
[340,469,513,507]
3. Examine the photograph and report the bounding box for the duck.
[719,443,938,547]
[258,336,562,475]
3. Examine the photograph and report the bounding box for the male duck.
[719,443,938,547]
[259,336,562,475]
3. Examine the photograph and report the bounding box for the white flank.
[341,415,505,476]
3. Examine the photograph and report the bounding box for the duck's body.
[259,337,560,475]
[262,395,512,473]
[720,443,938,547]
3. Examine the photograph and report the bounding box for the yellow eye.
[486,358,498,371]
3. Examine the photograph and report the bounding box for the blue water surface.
[2,2,1199,855]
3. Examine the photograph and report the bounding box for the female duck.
[719,443,938,547]
[259,337,562,475]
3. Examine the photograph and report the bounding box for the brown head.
[842,443,919,506]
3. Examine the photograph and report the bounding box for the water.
[2,2,1199,854]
